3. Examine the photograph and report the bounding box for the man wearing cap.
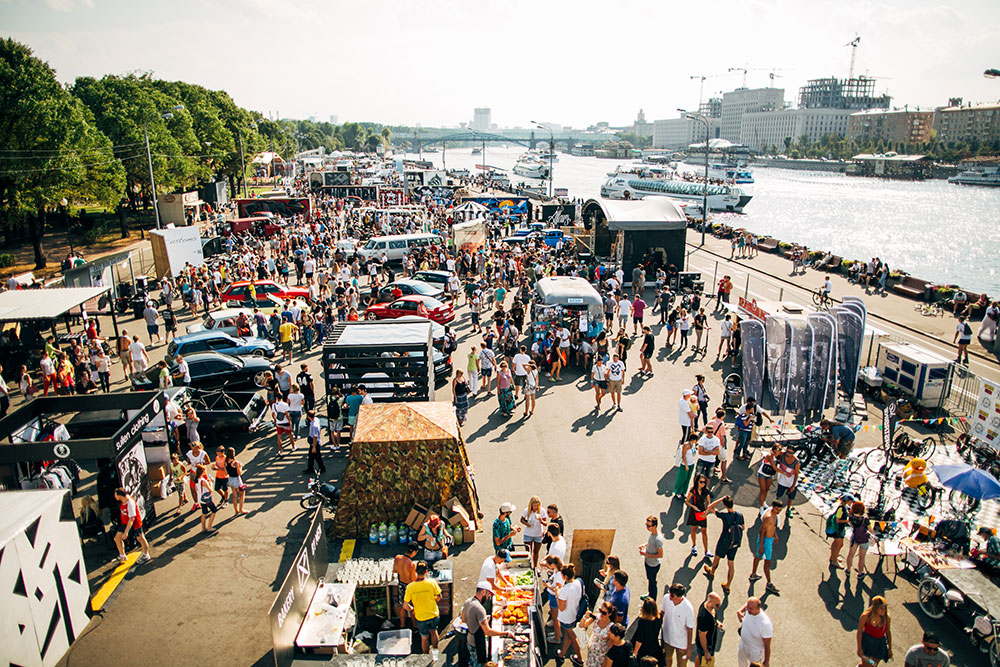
[493,502,521,554]
[479,550,512,591]
[402,561,442,654]
[461,582,515,667]
[679,389,696,444]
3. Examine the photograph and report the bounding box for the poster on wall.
[117,441,151,523]
[379,187,405,207]
[972,379,1000,450]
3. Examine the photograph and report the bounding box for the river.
[404,145,1000,295]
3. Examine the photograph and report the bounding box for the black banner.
[324,171,351,187]
[269,507,329,667]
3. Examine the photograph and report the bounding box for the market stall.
[487,551,543,667]
[532,276,604,341]
[331,402,478,539]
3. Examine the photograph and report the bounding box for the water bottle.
[387,523,398,544]
[378,522,387,546]
[369,524,378,544]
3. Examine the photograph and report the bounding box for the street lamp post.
[680,109,710,247]
[531,121,555,198]
[144,104,184,229]
[60,197,73,257]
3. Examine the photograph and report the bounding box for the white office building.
[739,108,852,151]
[720,88,785,142]
[652,115,721,150]
[472,108,492,131]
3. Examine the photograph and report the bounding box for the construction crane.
[690,74,727,108]
[768,70,783,85]
[845,35,861,79]
[728,66,783,88]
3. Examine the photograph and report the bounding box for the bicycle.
[890,431,939,462]
[811,289,832,309]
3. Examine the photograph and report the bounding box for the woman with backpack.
[826,494,853,567]
[846,500,871,578]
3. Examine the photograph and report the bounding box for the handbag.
[755,413,763,426]
[695,511,708,522]
[674,445,684,467]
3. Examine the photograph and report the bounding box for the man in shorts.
[478,343,496,394]
[278,318,298,364]
[511,345,530,399]
[749,501,782,594]
[393,542,419,628]
[773,448,800,518]
[113,487,152,563]
[402,561,442,654]
[606,353,625,411]
[703,495,744,594]
[820,419,855,458]
[639,326,655,375]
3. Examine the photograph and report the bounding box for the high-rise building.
[798,77,891,110]
[631,109,654,138]
[847,109,935,144]
[653,114,721,150]
[740,108,852,151]
[472,108,492,131]
[720,88,785,142]
[933,101,1000,145]
[330,114,338,125]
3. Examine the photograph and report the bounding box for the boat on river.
[513,156,549,179]
[601,175,751,212]
[948,165,1000,187]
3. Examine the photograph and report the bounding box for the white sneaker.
[690,547,698,557]
[137,553,152,563]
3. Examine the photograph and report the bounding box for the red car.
[219,280,308,304]
[364,295,455,324]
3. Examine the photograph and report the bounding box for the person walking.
[749,502,782,593]
[696,424,722,479]
[591,356,609,411]
[693,308,709,353]
[287,384,305,440]
[496,361,515,417]
[679,389,696,444]
[511,345,530,399]
[857,596,892,666]
[696,592,723,667]
[638,326,654,375]
[717,314,733,360]
[826,494,853,567]
[453,370,471,426]
[703,495,745,595]
[685,474,712,558]
[466,347,481,396]
[708,408,731,482]
[659,582,694,667]
[195,464,218,533]
[403,561,442,654]
[606,353,626,411]
[638,515,664,599]
[773,447,800,519]
[692,375,710,427]
[523,362,538,417]
[304,410,326,476]
[735,597,773,667]
[756,445,781,507]
[674,433,698,499]
[112,487,152,563]
[953,315,972,365]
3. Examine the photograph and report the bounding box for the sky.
[3,0,999,129]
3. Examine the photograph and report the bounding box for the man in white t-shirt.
[617,296,632,332]
[175,354,191,385]
[478,550,511,590]
[660,583,695,666]
[736,597,773,667]
[606,353,626,411]
[511,345,531,399]
[128,336,149,373]
[696,426,722,478]
[546,524,567,562]
[678,389,695,444]
[717,314,734,359]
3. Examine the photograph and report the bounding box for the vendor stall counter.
[489,552,543,667]
[296,582,357,653]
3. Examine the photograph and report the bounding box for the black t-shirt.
[296,371,314,394]
[542,516,565,547]
[697,604,717,655]
[633,618,662,658]
[606,641,632,667]
[642,333,655,354]
[717,510,745,550]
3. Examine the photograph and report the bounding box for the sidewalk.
[684,228,999,373]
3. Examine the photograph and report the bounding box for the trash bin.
[923,284,933,303]
[579,548,605,607]
[131,295,147,320]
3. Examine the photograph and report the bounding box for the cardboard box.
[404,503,430,531]
[147,463,169,483]
[443,497,472,529]
[462,529,476,544]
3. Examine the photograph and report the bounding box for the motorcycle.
[299,477,340,511]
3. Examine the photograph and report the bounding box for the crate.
[376,629,412,655]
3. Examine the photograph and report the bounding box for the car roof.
[391,279,438,291]
[394,315,446,336]
[391,294,441,305]
[414,270,452,278]
[209,308,254,319]
[178,351,242,364]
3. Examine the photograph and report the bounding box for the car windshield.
[421,298,445,309]
[166,341,179,357]
[363,239,380,250]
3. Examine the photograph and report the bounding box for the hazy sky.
[4,0,999,128]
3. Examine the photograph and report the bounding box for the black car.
[131,351,273,391]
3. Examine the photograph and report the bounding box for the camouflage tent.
[332,402,479,537]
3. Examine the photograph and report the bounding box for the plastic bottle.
[369,524,378,544]
[451,523,463,546]
[387,523,398,544]
[378,522,387,546]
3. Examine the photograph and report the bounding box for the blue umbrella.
[934,464,1000,500]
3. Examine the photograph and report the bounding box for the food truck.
[532,276,604,341]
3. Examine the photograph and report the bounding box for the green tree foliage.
[0,38,125,267]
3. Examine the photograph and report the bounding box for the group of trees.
[767,132,1000,163]
[0,38,391,268]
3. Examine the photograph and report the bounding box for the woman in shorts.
[169,453,187,515]
[225,447,247,516]
[846,501,871,577]
[520,496,546,566]
[523,362,538,418]
[756,444,781,506]
[195,465,218,533]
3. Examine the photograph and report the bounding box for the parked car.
[364,295,455,324]
[167,330,275,359]
[224,293,312,315]
[130,351,273,391]
[219,280,308,303]
[410,270,454,291]
[185,308,256,337]
[376,279,447,304]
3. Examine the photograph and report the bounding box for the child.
[169,453,188,515]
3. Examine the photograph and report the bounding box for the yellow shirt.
[403,578,441,621]
[278,322,295,343]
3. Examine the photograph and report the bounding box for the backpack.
[725,512,745,548]
[575,579,590,623]
[824,506,844,537]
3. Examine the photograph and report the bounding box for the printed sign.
[972,379,1000,450]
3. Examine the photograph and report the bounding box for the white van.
[357,233,441,262]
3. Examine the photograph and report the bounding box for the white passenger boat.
[601,175,751,212]
[948,165,1000,187]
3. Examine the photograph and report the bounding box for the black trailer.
[322,320,435,422]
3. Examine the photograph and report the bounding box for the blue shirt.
[831,424,855,443]
[608,586,630,625]
[493,516,513,553]
[344,394,364,418]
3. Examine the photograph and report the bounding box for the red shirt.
[118,496,142,529]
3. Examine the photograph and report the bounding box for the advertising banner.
[972,379,1000,450]
[741,319,766,405]
[764,316,789,413]
[806,313,837,411]
[786,318,812,414]
[269,508,328,667]
[835,308,864,400]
